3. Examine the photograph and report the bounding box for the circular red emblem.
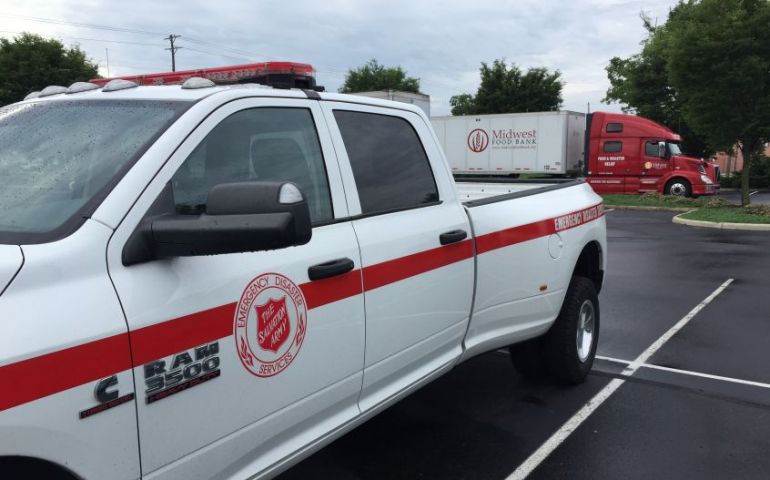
[467,128,489,153]
[234,273,307,377]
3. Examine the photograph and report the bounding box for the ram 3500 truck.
[0,64,606,480]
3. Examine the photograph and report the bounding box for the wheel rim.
[576,300,595,362]
[669,182,687,196]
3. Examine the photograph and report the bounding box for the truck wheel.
[509,338,546,379]
[543,276,599,384]
[665,179,692,197]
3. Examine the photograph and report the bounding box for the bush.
[719,155,770,189]
[703,197,729,208]
[743,204,770,217]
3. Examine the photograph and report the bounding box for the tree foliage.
[0,33,99,106]
[450,60,563,115]
[665,0,770,204]
[604,10,708,156]
[339,59,420,93]
[606,1,770,205]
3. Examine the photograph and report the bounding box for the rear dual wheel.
[509,276,599,384]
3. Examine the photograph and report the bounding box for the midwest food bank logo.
[468,128,489,152]
[468,128,537,152]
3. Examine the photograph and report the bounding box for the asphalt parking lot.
[718,189,770,205]
[279,209,770,480]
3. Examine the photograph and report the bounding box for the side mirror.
[658,141,667,158]
[123,181,312,265]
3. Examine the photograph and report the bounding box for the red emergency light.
[90,62,322,90]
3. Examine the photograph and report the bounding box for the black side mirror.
[123,181,312,266]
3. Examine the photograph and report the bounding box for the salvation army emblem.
[234,273,307,377]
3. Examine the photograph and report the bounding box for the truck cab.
[585,112,719,197]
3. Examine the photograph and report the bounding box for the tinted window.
[333,111,438,214]
[645,141,660,157]
[606,123,623,133]
[0,100,188,244]
[603,141,623,153]
[171,108,333,225]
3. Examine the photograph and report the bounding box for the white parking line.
[596,355,770,391]
[750,190,759,197]
[506,278,733,480]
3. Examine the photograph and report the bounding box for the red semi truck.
[432,110,720,197]
[584,112,719,197]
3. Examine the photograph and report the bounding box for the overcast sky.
[1,0,677,115]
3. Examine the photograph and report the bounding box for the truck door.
[640,139,669,192]
[322,103,475,412]
[106,99,365,479]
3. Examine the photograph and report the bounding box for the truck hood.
[0,245,23,295]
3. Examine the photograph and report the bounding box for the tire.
[665,178,692,197]
[542,276,600,384]
[509,337,546,379]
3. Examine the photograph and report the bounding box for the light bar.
[90,62,320,90]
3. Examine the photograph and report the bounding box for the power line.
[0,12,259,61]
[0,29,159,47]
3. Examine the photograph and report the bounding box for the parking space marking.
[506,278,733,480]
[750,190,759,197]
[597,355,770,391]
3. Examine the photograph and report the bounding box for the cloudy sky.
[1,0,677,115]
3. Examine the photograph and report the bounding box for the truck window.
[603,141,623,153]
[0,99,190,244]
[171,108,333,225]
[645,141,660,157]
[333,110,439,214]
[606,123,623,133]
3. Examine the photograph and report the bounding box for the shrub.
[744,204,770,217]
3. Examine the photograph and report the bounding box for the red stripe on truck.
[0,334,132,412]
[362,239,474,291]
[0,203,603,412]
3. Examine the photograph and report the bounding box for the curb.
[605,205,692,212]
[672,211,770,231]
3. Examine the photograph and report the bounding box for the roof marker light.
[39,86,68,97]
[181,77,216,89]
[67,82,100,94]
[102,79,138,92]
[24,91,41,100]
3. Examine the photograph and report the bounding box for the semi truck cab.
[585,111,719,197]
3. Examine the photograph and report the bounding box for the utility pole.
[164,34,182,72]
[105,48,110,77]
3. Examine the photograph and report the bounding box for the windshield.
[0,99,190,244]
[668,142,683,156]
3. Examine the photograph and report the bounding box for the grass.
[602,192,770,224]
[601,193,706,208]
[679,207,770,224]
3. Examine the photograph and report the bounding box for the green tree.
[450,60,562,115]
[665,0,770,206]
[339,59,420,93]
[0,33,99,106]
[604,10,709,157]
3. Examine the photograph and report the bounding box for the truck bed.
[455,177,583,203]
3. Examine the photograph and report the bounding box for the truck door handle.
[308,257,355,281]
[439,229,468,245]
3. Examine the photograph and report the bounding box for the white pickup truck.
[0,75,606,480]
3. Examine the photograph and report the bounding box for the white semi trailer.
[431,111,586,176]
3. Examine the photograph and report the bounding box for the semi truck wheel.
[665,179,692,197]
[543,276,599,384]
